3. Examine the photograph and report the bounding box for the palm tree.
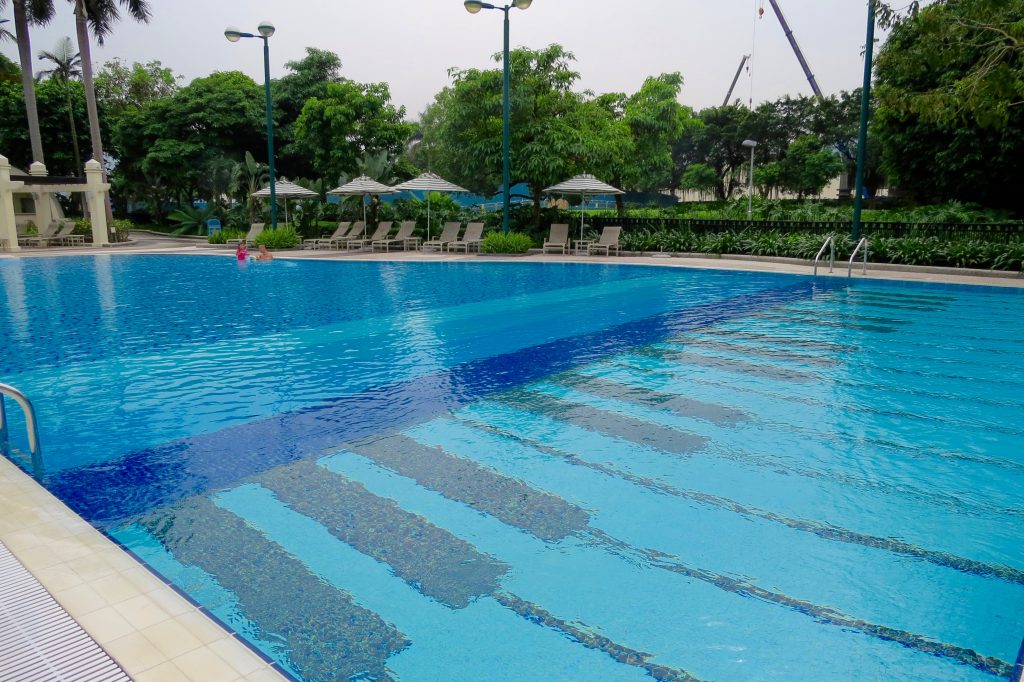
[0,1,55,165]
[0,17,14,41]
[70,0,150,171]
[37,36,83,174]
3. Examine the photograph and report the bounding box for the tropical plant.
[166,203,216,235]
[252,226,300,249]
[480,231,533,254]
[1,0,54,165]
[37,36,82,173]
[208,228,244,245]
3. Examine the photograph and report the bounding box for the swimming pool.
[1,254,1022,681]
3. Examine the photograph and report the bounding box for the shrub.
[480,231,533,254]
[209,228,245,245]
[252,226,300,249]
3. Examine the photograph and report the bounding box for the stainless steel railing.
[0,383,43,478]
[813,235,835,276]
[848,237,868,278]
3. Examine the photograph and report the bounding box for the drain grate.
[0,541,131,681]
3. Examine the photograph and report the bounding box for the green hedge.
[252,226,300,249]
[208,228,246,245]
[480,231,533,254]
[618,228,1024,271]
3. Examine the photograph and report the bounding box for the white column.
[28,161,54,233]
[84,159,109,247]
[0,155,22,252]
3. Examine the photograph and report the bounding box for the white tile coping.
[0,456,289,682]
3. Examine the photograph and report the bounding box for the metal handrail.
[0,382,43,478]
[813,235,835,275]
[848,237,868,277]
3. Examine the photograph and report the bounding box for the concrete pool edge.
[0,455,289,682]
[3,235,1022,289]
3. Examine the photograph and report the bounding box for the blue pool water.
[1,254,1023,681]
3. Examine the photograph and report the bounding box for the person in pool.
[255,244,274,261]
[235,242,248,261]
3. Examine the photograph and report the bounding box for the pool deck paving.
[1,233,1022,680]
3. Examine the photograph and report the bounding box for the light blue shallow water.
[1,254,1022,681]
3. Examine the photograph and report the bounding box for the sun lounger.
[372,221,417,252]
[324,221,365,249]
[226,223,265,249]
[346,221,393,250]
[587,225,622,256]
[446,222,484,253]
[422,222,461,252]
[542,223,569,254]
[304,222,351,250]
[26,220,77,248]
[18,221,58,246]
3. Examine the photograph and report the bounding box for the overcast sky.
[3,1,887,118]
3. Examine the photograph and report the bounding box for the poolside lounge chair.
[446,222,484,253]
[26,220,78,248]
[324,221,365,249]
[372,221,417,252]
[226,223,264,249]
[587,225,622,256]
[345,221,393,250]
[17,221,58,247]
[422,222,461,252]
[542,223,569,254]
[304,222,351,250]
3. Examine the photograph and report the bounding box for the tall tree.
[1,0,54,164]
[69,0,151,170]
[294,79,414,185]
[37,36,82,173]
[273,47,343,178]
[874,0,1024,207]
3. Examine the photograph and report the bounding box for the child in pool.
[236,242,248,261]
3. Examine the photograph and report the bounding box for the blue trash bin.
[206,218,222,236]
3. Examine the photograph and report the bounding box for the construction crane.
[722,54,750,106]
[762,0,823,98]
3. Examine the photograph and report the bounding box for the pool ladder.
[813,235,835,275]
[0,382,43,478]
[848,238,869,278]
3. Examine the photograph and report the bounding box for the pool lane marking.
[673,337,839,368]
[401,418,1015,678]
[138,495,410,682]
[555,369,1024,514]
[50,279,839,528]
[213,483,670,682]
[453,406,1024,588]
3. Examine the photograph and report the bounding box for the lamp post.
[741,139,758,219]
[851,0,876,242]
[225,21,278,230]
[464,0,533,234]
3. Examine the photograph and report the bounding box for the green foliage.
[294,80,414,184]
[166,204,216,235]
[208,228,245,245]
[252,226,300,249]
[480,231,534,254]
[70,218,133,242]
[273,47,343,178]
[0,77,90,176]
[874,0,1024,208]
[679,163,719,195]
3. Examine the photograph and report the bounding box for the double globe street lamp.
[225,21,278,229]
[464,0,533,234]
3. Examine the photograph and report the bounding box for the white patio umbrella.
[392,172,469,242]
[544,174,625,242]
[251,180,319,227]
[327,176,398,236]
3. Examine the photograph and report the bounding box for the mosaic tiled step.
[345,433,591,541]
[257,459,508,608]
[142,496,409,682]
[500,389,708,455]
[640,345,819,382]
[670,337,840,368]
[555,373,749,425]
